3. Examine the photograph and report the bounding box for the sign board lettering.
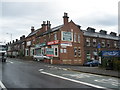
[62,31,73,41]
[102,51,120,57]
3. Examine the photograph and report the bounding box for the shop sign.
[47,40,59,45]
[102,50,120,57]
[46,48,54,56]
[61,41,72,47]
[62,31,73,41]
[35,43,46,48]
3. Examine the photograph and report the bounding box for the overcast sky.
[0,0,119,43]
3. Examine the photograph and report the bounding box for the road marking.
[41,71,112,90]
[95,78,120,86]
[7,61,13,64]
[38,69,44,72]
[0,80,7,90]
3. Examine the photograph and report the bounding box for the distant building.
[83,28,119,62]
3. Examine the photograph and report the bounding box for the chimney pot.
[31,26,34,32]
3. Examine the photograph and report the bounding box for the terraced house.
[6,13,119,65]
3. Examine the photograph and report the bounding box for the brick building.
[7,35,25,58]
[25,26,38,58]
[83,27,119,62]
[6,12,119,65]
[35,13,84,65]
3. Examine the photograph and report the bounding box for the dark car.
[84,60,100,67]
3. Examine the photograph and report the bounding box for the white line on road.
[0,80,7,90]
[41,71,113,90]
[39,69,44,72]
[7,61,13,64]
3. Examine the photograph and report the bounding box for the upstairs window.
[107,40,110,48]
[86,38,90,46]
[74,33,76,42]
[54,33,57,40]
[93,39,96,47]
[78,35,80,43]
[101,40,105,47]
[114,41,117,48]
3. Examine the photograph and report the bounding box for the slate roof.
[83,30,119,40]
[27,29,40,37]
[37,24,63,37]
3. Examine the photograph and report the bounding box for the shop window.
[86,38,90,46]
[78,35,80,43]
[74,47,77,57]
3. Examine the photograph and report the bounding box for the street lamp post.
[6,33,12,42]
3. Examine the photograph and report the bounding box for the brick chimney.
[63,12,69,25]
[41,21,47,31]
[22,35,25,39]
[16,39,18,42]
[20,37,22,40]
[31,26,34,33]
[13,40,14,43]
[46,21,51,30]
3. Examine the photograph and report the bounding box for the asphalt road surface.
[0,58,120,90]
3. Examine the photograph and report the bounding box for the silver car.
[33,54,50,61]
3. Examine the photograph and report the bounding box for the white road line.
[7,61,13,64]
[41,71,113,90]
[38,69,44,72]
[0,80,7,90]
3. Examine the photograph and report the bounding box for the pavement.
[52,64,120,78]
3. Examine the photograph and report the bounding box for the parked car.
[33,54,50,61]
[84,60,100,67]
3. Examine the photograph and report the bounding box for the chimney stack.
[41,21,47,31]
[13,40,14,43]
[22,35,25,39]
[47,21,51,30]
[16,39,18,42]
[31,26,34,32]
[63,12,69,25]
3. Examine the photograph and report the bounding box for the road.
[0,58,120,90]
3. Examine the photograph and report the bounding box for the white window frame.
[93,39,96,47]
[52,45,58,57]
[74,33,76,42]
[78,34,80,43]
[101,40,105,47]
[54,33,57,40]
[78,47,81,57]
[25,49,29,56]
[74,47,77,57]
[86,38,90,46]
[61,31,73,42]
